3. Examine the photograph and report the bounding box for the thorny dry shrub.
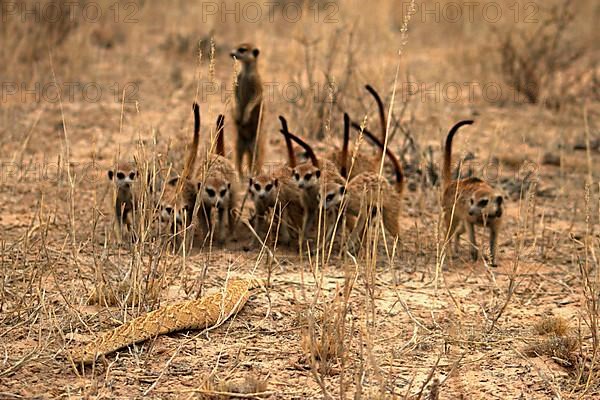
[197,374,269,399]
[525,315,578,367]
[533,315,572,337]
[495,0,587,107]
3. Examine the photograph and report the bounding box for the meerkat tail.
[279,125,320,169]
[216,114,225,157]
[354,124,405,194]
[70,278,262,364]
[341,113,350,178]
[181,103,201,182]
[278,116,297,168]
[443,120,475,188]
[365,84,387,149]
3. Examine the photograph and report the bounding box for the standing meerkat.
[441,120,504,266]
[231,43,264,178]
[320,119,405,249]
[108,161,138,241]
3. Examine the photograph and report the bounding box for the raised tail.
[340,113,350,178]
[181,103,201,181]
[365,84,387,152]
[215,114,225,157]
[278,123,320,169]
[442,120,475,187]
[278,116,296,168]
[354,124,405,194]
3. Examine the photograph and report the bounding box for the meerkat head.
[468,189,504,221]
[159,177,196,229]
[292,163,321,190]
[108,162,137,189]
[248,175,278,202]
[200,177,232,210]
[319,182,346,211]
[230,43,259,65]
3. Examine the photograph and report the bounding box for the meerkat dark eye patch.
[116,172,125,180]
[254,183,261,191]
[129,172,136,180]
[304,173,312,181]
[478,199,489,207]
[252,48,259,57]
[326,194,335,202]
[220,189,227,197]
[165,207,173,214]
[206,188,216,197]
[294,173,300,180]
[238,47,246,53]
[315,170,321,179]
[495,196,504,205]
[265,184,273,191]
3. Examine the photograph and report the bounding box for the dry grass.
[0,0,599,399]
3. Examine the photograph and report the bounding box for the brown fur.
[107,161,138,241]
[441,120,504,266]
[158,103,202,236]
[247,117,303,245]
[281,126,345,241]
[231,43,264,178]
[320,126,404,249]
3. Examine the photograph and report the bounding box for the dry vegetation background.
[0,0,599,398]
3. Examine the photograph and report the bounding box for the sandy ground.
[0,1,599,399]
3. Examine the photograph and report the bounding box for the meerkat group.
[107,42,506,265]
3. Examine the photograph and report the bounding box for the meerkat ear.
[339,186,346,196]
[108,170,114,180]
[227,182,231,190]
[274,178,279,187]
[495,195,504,205]
[197,182,203,190]
[315,170,321,179]
[253,48,260,57]
[248,178,253,186]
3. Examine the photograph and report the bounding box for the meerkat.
[280,121,345,241]
[231,43,264,178]
[195,113,238,243]
[441,120,504,266]
[247,116,305,244]
[158,103,201,236]
[108,161,138,240]
[320,121,405,249]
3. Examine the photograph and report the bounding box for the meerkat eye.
[254,183,261,191]
[470,198,474,205]
[326,194,335,202]
[220,189,227,197]
[294,173,300,181]
[495,196,504,205]
[478,199,489,207]
[304,173,312,181]
[206,188,215,197]
[238,47,246,53]
[129,172,136,180]
[165,207,173,214]
[265,184,273,191]
[116,172,125,180]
